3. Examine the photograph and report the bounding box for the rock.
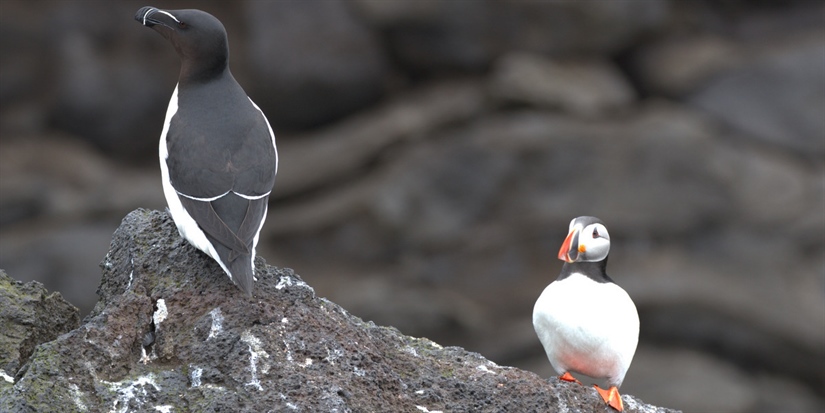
[373,137,515,248]
[0,223,116,318]
[273,80,487,198]
[351,0,670,74]
[634,34,743,96]
[46,1,172,158]
[268,103,732,246]
[689,30,825,157]
[0,269,79,383]
[0,135,164,316]
[0,1,51,135]
[0,135,162,224]
[349,0,442,25]
[1,0,387,156]
[489,53,635,116]
[243,0,388,129]
[0,209,678,412]
[622,345,825,412]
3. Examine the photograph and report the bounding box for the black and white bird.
[135,7,278,295]
[533,216,639,412]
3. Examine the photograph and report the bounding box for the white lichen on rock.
[240,330,271,391]
[0,369,14,383]
[153,299,168,328]
[103,373,160,413]
[207,307,223,340]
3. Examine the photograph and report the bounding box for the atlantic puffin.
[533,216,639,411]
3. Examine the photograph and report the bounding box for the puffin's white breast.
[532,272,639,386]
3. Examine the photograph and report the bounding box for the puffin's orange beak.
[557,228,579,263]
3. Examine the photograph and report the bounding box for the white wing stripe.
[175,190,271,202]
[176,190,230,202]
[235,191,271,200]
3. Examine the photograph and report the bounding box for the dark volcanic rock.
[0,269,79,382]
[0,209,677,412]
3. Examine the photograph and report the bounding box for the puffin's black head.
[558,216,610,263]
[135,6,229,81]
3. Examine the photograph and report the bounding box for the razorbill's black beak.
[135,6,158,27]
[135,6,180,30]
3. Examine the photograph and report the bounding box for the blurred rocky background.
[0,0,822,411]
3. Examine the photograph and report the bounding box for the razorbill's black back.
[135,6,278,295]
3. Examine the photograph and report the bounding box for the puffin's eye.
[592,228,599,238]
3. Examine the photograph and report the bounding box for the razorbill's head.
[135,6,229,80]
[557,216,610,264]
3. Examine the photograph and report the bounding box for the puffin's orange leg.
[594,385,624,412]
[559,372,582,385]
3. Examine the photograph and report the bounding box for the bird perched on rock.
[533,216,639,411]
[135,7,278,295]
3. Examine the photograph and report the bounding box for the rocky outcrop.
[1,1,823,411]
[0,209,678,412]
[0,270,79,383]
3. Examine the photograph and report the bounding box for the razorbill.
[135,6,278,295]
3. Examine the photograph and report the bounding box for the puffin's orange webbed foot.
[559,372,582,385]
[594,385,624,412]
